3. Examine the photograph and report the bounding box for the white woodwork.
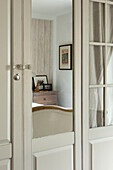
[91,138,113,170]
[82,0,113,170]
[0,0,11,143]
[23,0,32,170]
[89,126,113,140]
[33,145,73,170]
[32,19,52,83]
[12,0,24,169]
[0,144,12,161]
[32,133,74,170]
[73,0,82,170]
[0,160,10,170]
[12,0,32,170]
[0,0,31,169]
[31,1,80,170]
[0,0,12,168]
[32,132,74,153]
[82,0,90,169]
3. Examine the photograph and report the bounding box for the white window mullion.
[105,2,107,126]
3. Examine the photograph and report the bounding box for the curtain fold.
[89,2,104,128]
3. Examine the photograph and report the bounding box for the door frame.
[82,0,89,169]
[73,0,82,170]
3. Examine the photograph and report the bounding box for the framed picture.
[59,44,72,70]
[43,84,52,91]
[33,75,48,91]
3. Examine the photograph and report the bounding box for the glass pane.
[89,88,104,128]
[106,88,113,126]
[89,46,105,85]
[107,4,113,43]
[107,47,113,84]
[89,2,105,42]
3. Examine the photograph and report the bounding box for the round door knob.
[13,74,20,81]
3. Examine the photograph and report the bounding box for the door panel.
[0,0,11,143]
[33,146,73,170]
[0,0,12,165]
[0,160,10,170]
[0,0,31,169]
[0,144,12,160]
[91,138,113,170]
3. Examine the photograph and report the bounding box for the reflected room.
[32,0,73,138]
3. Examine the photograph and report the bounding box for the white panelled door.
[0,0,12,169]
[0,0,32,170]
[82,0,113,170]
[12,0,32,170]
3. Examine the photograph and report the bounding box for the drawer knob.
[43,98,46,101]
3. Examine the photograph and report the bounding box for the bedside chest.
[33,91,58,105]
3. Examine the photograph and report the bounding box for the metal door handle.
[13,64,31,70]
[13,74,20,81]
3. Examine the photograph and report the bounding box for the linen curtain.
[89,2,104,128]
[89,2,113,128]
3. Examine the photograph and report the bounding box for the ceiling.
[32,0,72,18]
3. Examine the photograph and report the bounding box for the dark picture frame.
[43,84,52,91]
[59,44,72,70]
[32,75,48,91]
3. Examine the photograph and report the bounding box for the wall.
[53,13,72,108]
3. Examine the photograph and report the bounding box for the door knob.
[13,74,20,81]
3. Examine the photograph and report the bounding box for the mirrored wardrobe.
[31,0,74,170]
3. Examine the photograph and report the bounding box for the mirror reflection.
[32,0,73,138]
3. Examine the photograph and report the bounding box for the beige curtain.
[90,3,113,127]
[89,2,104,128]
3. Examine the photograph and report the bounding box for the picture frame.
[59,44,72,70]
[43,84,52,91]
[32,75,48,91]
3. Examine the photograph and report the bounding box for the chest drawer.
[33,91,58,105]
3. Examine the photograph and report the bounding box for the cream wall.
[53,12,72,108]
